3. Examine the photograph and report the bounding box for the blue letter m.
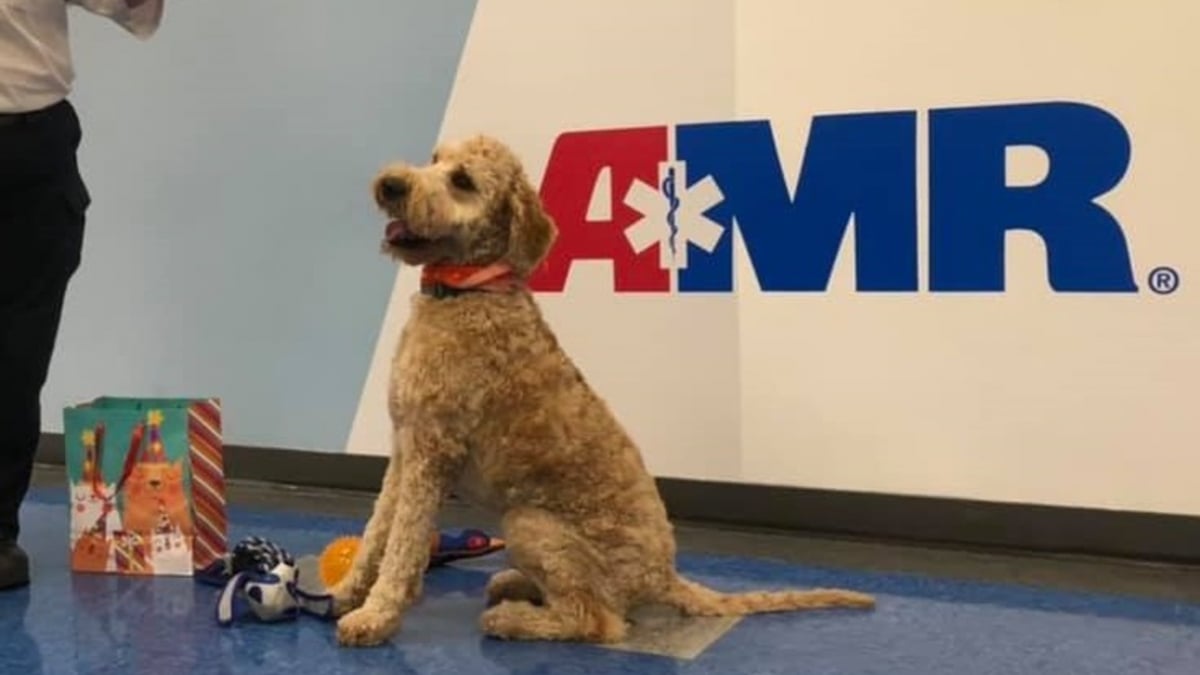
[675,113,918,292]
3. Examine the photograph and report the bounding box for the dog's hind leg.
[329,449,403,616]
[479,507,627,643]
[486,568,544,607]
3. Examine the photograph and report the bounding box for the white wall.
[732,0,1198,514]
[347,0,1199,517]
[49,0,478,450]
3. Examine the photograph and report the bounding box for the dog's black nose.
[377,176,409,204]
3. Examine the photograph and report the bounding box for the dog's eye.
[450,168,476,192]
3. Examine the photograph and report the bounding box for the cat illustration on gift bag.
[71,530,111,572]
[124,459,192,536]
[121,411,194,538]
[70,426,121,572]
[69,409,196,575]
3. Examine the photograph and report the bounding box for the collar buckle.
[422,282,463,299]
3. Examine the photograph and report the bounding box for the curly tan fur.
[331,135,875,647]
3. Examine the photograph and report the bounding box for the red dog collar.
[420,263,523,298]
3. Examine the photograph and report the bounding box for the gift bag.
[64,397,228,576]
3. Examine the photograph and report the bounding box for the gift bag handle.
[85,422,106,496]
[112,419,148,494]
[81,422,114,535]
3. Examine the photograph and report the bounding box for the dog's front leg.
[336,429,464,647]
[329,451,403,616]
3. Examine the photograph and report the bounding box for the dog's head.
[371,135,557,277]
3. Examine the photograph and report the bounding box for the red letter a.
[529,126,670,293]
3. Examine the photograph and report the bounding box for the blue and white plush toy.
[198,530,505,627]
[197,536,336,626]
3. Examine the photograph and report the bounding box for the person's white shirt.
[0,0,164,113]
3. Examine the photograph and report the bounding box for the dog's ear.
[506,174,557,276]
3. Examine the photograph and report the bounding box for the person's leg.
[0,101,89,590]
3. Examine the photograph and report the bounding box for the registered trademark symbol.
[1147,266,1180,295]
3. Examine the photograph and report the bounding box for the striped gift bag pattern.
[112,531,150,574]
[187,399,227,570]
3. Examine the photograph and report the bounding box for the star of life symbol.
[624,161,725,271]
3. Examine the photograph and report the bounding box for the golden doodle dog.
[331,135,875,647]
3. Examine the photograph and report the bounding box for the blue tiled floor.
[3,487,1199,674]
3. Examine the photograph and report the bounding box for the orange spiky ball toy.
[317,533,441,588]
[317,536,361,588]
[317,530,504,589]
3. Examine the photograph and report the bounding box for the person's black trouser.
[0,99,89,543]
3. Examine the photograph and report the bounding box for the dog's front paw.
[336,607,401,647]
[328,579,367,617]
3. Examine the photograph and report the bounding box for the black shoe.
[0,539,31,590]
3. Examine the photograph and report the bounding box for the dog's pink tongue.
[385,220,408,242]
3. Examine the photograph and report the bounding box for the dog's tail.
[660,574,875,617]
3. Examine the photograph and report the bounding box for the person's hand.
[125,0,151,7]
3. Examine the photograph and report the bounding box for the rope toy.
[197,530,505,627]
[197,536,336,626]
